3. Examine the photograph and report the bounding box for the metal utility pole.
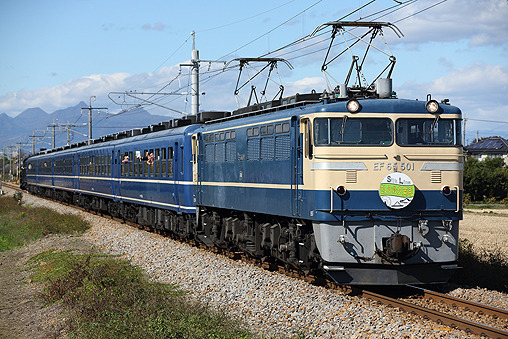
[191,31,199,116]
[109,31,223,116]
[82,96,108,145]
[48,121,58,149]
[179,31,224,116]
[2,147,4,181]
[9,145,13,179]
[56,122,87,145]
[29,130,52,154]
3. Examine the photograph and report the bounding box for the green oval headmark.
[379,183,415,198]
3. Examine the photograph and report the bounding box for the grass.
[1,194,301,338]
[0,195,90,251]
[27,249,255,339]
[451,239,508,293]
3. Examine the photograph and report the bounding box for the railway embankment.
[1,186,507,338]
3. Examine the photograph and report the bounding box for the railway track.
[1,181,20,191]
[357,286,508,339]
[3,181,508,338]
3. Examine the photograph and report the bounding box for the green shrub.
[0,196,90,251]
[451,239,508,292]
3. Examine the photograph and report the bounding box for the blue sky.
[1,0,507,144]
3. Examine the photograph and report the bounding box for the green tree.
[464,156,508,202]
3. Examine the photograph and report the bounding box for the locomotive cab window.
[396,118,461,146]
[314,117,392,146]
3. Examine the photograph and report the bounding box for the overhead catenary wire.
[107,0,451,119]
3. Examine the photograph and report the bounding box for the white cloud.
[396,62,508,139]
[0,69,184,117]
[142,22,166,31]
[389,0,508,46]
[285,76,326,94]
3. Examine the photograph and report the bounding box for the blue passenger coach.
[26,123,200,235]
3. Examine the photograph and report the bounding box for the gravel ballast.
[5,187,507,338]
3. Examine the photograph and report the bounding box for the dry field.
[461,209,508,256]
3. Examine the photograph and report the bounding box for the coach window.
[161,148,167,177]
[155,149,160,177]
[148,149,154,177]
[168,147,173,177]
[128,151,133,176]
[142,149,148,177]
[180,147,184,175]
[120,152,125,176]
[133,153,138,176]
[106,154,111,176]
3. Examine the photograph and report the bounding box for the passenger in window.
[138,151,149,161]
[147,152,154,165]
[122,155,129,163]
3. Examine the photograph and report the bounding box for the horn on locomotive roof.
[311,21,403,99]
[224,58,294,109]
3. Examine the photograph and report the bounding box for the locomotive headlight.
[426,99,440,113]
[336,185,347,196]
[441,185,452,196]
[346,99,361,113]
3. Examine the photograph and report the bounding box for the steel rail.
[406,285,508,320]
[358,289,508,339]
[2,182,21,191]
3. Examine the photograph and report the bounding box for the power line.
[197,0,298,33]
[218,0,325,61]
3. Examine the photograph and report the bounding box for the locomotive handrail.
[454,185,460,213]
[314,154,388,160]
[403,154,465,160]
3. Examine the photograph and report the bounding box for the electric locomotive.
[193,87,462,285]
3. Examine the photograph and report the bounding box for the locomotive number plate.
[373,162,415,171]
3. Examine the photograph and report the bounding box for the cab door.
[291,116,303,217]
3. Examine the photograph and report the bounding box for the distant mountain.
[0,103,175,154]
[15,107,50,127]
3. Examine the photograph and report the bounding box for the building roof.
[466,137,508,153]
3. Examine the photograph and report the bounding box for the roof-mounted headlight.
[346,99,361,113]
[426,99,439,114]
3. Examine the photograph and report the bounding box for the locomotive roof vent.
[151,124,166,132]
[159,121,172,129]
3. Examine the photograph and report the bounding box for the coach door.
[73,154,78,192]
[173,142,181,211]
[112,150,121,200]
[191,134,202,205]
